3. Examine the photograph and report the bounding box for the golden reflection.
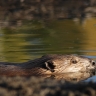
[2,32,31,62]
[0,19,96,62]
[80,18,96,56]
[37,72,95,82]
[0,28,43,62]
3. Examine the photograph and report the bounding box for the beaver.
[0,54,95,76]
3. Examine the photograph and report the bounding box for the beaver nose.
[91,61,96,66]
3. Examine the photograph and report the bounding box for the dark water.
[0,18,96,81]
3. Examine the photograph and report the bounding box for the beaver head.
[43,55,96,74]
[0,54,95,77]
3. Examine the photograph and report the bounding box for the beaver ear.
[45,61,55,72]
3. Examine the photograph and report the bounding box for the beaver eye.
[72,60,77,64]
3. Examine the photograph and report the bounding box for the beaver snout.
[89,60,96,75]
[88,60,96,73]
[91,60,96,66]
[89,60,96,69]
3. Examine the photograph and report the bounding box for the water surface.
[0,18,96,81]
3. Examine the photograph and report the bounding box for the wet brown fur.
[0,54,95,76]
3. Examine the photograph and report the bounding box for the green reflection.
[42,20,84,54]
[79,17,96,56]
[0,19,96,62]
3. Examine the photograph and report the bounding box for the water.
[0,18,96,82]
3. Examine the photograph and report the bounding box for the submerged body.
[0,54,95,76]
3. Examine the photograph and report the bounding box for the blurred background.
[0,0,96,62]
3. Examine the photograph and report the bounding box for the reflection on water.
[0,19,96,62]
[85,76,96,82]
[0,18,96,81]
[45,72,95,82]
